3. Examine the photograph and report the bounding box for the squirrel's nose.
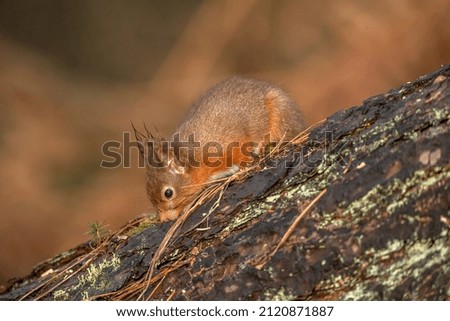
[160,209,181,222]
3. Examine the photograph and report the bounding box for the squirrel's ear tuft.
[132,122,146,159]
[132,122,168,163]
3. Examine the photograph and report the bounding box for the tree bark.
[1,64,449,301]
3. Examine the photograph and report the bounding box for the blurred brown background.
[0,0,449,285]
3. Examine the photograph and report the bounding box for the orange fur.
[143,77,305,221]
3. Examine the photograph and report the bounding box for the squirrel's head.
[134,127,200,221]
[145,148,197,222]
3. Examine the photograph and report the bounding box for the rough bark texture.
[1,65,449,301]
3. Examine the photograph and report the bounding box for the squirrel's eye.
[164,188,174,199]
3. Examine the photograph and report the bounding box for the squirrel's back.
[174,76,304,145]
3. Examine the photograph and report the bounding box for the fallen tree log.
[1,64,449,301]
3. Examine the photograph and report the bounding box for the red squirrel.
[136,77,305,222]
